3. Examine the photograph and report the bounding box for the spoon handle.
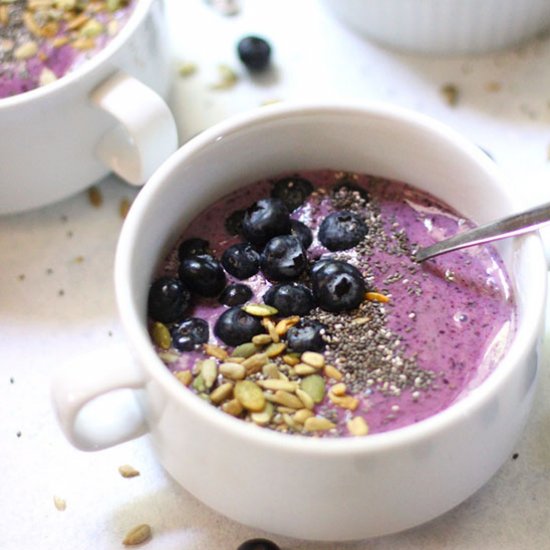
[415,201,550,262]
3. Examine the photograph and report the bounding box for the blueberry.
[147,276,191,323]
[237,35,272,72]
[241,197,291,246]
[214,307,264,346]
[331,180,369,202]
[310,260,366,312]
[260,235,307,281]
[225,208,245,236]
[219,283,253,306]
[171,317,209,351]
[178,255,226,297]
[318,210,367,251]
[290,219,313,249]
[263,282,314,316]
[221,243,260,279]
[177,237,210,261]
[271,176,313,211]
[237,539,281,550]
[286,319,326,353]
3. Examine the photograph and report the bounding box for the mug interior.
[116,102,546,451]
[0,0,154,108]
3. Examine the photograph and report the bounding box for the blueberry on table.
[178,255,226,297]
[263,282,315,316]
[147,276,191,323]
[177,237,211,261]
[219,283,253,306]
[237,538,281,550]
[171,317,209,351]
[271,175,314,211]
[237,35,272,72]
[260,235,307,281]
[290,219,313,249]
[318,210,367,251]
[225,208,245,236]
[241,197,291,246]
[221,242,260,279]
[286,319,326,353]
[214,306,264,346]
[310,259,366,312]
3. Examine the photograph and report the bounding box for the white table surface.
[2,1,550,548]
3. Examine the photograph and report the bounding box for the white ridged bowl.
[321,0,550,55]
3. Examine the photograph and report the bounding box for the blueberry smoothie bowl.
[53,104,547,540]
[147,169,516,438]
[0,0,136,99]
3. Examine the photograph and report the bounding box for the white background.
[1,1,550,548]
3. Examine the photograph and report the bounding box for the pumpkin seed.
[151,322,171,349]
[250,401,274,426]
[347,416,369,436]
[219,362,246,380]
[231,342,259,358]
[304,416,336,432]
[199,359,217,389]
[210,382,234,404]
[192,373,206,393]
[234,380,265,411]
[158,351,179,363]
[265,342,287,358]
[123,524,152,546]
[242,303,278,317]
[300,374,325,404]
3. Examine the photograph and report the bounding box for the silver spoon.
[415,201,550,262]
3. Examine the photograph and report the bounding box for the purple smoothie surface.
[149,170,516,437]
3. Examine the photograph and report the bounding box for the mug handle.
[51,342,148,451]
[91,71,178,185]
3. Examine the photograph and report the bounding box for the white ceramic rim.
[0,0,153,109]
[116,101,547,456]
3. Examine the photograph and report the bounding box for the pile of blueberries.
[147,177,370,354]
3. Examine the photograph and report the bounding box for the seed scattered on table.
[118,464,140,478]
[122,524,152,546]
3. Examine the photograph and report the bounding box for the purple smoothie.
[0,0,135,99]
[149,170,515,437]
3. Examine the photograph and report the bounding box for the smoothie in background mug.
[0,0,178,215]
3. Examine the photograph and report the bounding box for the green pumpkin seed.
[234,380,265,411]
[151,322,171,349]
[192,373,206,393]
[300,374,326,404]
[231,342,259,358]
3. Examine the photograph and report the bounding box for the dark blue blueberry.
[331,180,369,202]
[318,210,367,251]
[225,208,245,236]
[263,282,314,316]
[221,243,260,279]
[147,276,191,323]
[177,237,210,261]
[310,259,366,312]
[237,36,272,72]
[178,255,226,297]
[241,198,291,246]
[286,319,326,353]
[290,219,313,249]
[260,235,307,281]
[219,283,253,306]
[170,317,209,351]
[214,307,264,346]
[237,538,281,550]
[271,176,313,211]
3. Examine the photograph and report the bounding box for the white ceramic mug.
[0,0,177,215]
[51,103,547,541]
